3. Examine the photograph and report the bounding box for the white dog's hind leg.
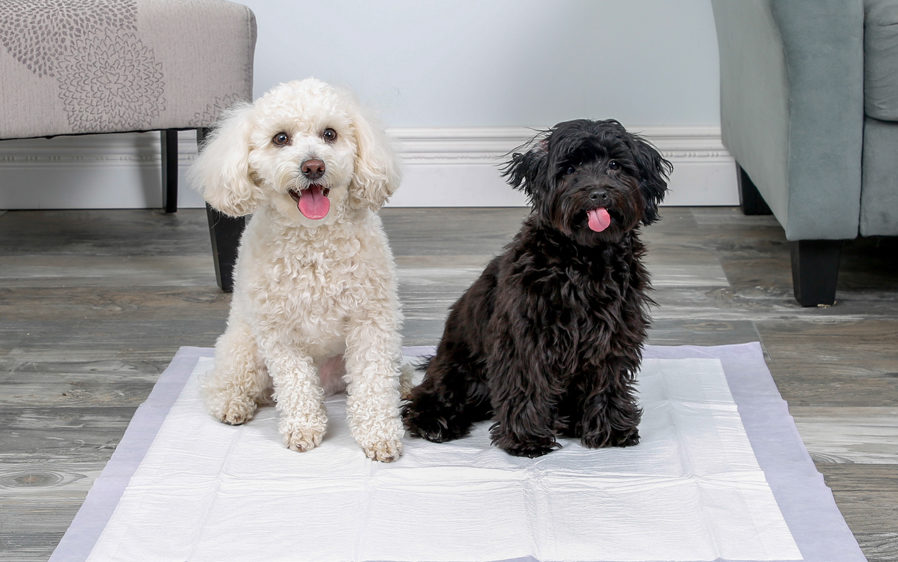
[344,320,405,462]
[399,362,415,399]
[203,321,270,425]
[263,348,328,452]
[318,355,348,396]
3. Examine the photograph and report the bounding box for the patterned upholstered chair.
[0,0,256,291]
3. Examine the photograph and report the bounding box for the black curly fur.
[402,119,672,457]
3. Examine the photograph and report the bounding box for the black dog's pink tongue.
[298,185,330,220]
[587,208,611,232]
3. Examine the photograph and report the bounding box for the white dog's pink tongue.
[298,185,330,220]
[587,208,612,232]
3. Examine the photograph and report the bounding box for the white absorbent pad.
[52,343,864,561]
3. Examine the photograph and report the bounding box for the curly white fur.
[189,78,408,462]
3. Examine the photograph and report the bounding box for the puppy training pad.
[52,343,864,561]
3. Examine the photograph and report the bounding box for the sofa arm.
[712,0,864,240]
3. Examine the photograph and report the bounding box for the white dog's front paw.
[361,438,403,463]
[280,415,328,452]
[348,401,405,462]
[207,392,258,426]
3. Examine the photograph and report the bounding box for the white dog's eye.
[322,128,338,143]
[272,132,290,146]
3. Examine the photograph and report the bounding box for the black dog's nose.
[589,189,609,203]
[301,159,326,180]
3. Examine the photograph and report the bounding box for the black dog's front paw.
[615,428,640,447]
[401,402,469,443]
[582,427,640,449]
[504,440,560,458]
[491,425,560,458]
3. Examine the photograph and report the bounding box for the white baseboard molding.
[0,127,737,209]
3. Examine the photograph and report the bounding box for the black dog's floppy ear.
[501,135,548,199]
[631,135,672,225]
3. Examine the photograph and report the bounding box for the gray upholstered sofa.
[0,0,256,291]
[712,0,898,306]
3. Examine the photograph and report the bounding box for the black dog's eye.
[565,165,576,176]
[608,160,621,171]
[272,132,290,146]
[322,128,338,143]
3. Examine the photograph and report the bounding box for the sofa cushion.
[865,0,898,121]
[861,117,898,236]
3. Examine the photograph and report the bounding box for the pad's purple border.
[51,343,864,562]
[49,346,214,561]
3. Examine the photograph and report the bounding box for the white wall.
[249,0,720,128]
[0,0,734,208]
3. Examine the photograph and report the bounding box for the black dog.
[402,119,671,457]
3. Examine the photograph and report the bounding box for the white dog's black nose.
[302,159,326,181]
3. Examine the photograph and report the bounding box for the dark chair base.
[161,129,179,213]
[205,204,245,292]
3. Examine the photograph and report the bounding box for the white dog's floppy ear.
[189,103,262,217]
[347,99,401,211]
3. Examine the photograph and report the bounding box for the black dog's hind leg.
[401,346,491,443]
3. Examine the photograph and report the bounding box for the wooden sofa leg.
[161,129,178,213]
[737,164,772,215]
[790,240,841,307]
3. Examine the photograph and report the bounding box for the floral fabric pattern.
[188,94,245,128]
[0,0,165,132]
[56,29,164,131]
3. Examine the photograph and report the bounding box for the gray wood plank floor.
[1,207,896,561]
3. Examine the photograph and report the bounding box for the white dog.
[189,78,406,462]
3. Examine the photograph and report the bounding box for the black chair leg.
[790,240,841,306]
[197,128,246,292]
[205,203,245,292]
[161,129,178,213]
[737,164,773,216]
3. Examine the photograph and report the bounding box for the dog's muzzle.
[585,189,612,232]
